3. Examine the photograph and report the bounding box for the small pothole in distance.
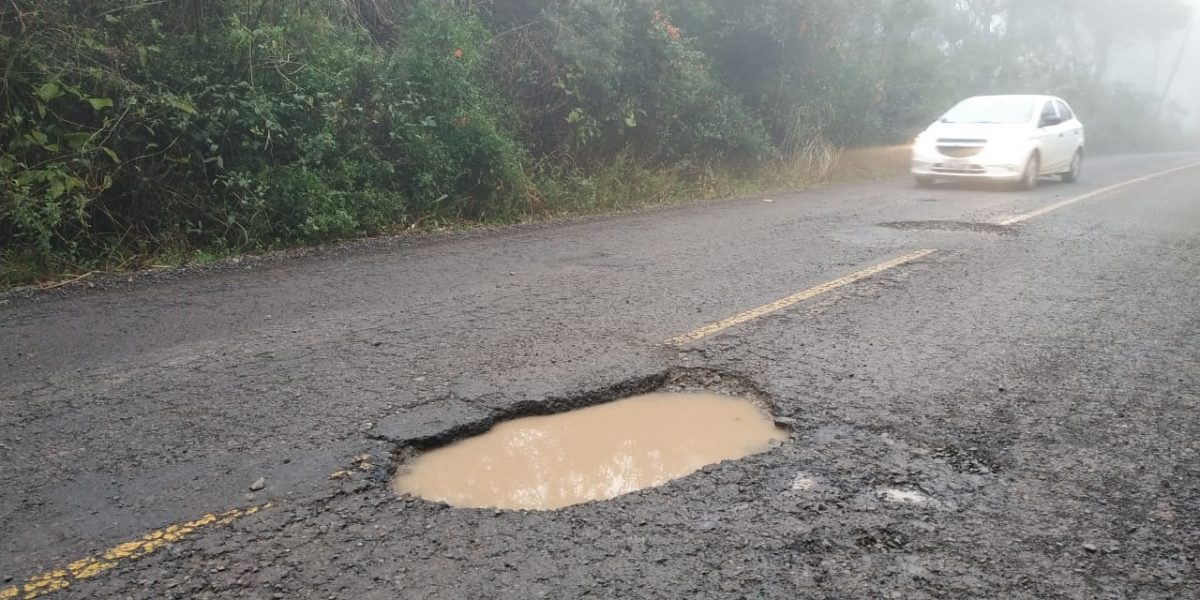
[390,370,787,511]
[878,220,1013,235]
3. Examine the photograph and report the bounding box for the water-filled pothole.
[391,392,786,510]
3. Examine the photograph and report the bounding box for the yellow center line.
[665,249,937,346]
[0,504,270,600]
[998,161,1200,226]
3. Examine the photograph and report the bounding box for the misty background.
[1107,0,1200,128]
[2,0,1198,284]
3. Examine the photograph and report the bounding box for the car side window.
[1055,101,1074,121]
[1040,101,1058,124]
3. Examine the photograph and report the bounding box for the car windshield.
[940,97,1037,124]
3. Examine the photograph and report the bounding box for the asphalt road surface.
[3,153,1199,599]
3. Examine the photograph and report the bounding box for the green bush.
[1,0,530,270]
[1,0,1191,284]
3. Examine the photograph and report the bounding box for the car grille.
[936,138,987,159]
[932,163,985,174]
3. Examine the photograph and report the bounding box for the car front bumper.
[911,146,1027,182]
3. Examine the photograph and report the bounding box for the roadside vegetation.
[2,0,1196,286]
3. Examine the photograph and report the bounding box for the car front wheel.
[1017,154,1040,191]
[1061,150,1083,183]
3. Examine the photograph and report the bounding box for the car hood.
[922,122,1032,141]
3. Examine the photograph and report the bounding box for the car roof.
[965,94,1058,102]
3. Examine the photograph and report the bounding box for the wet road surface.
[2,153,1199,598]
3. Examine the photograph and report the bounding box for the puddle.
[391,392,786,510]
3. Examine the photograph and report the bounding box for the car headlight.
[912,134,936,152]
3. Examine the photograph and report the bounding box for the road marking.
[998,161,1200,226]
[0,504,269,599]
[665,249,937,346]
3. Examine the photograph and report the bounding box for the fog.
[1107,0,1200,129]
[930,0,1200,148]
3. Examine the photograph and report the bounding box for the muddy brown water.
[391,392,786,510]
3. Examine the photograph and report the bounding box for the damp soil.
[391,392,787,510]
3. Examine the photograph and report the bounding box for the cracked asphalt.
[2,153,1199,598]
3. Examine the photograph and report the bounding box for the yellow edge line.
[0,504,270,600]
[998,161,1200,226]
[665,249,937,346]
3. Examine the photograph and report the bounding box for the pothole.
[390,386,786,511]
[878,220,1012,235]
[932,444,1005,475]
[854,526,912,552]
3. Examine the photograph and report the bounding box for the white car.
[911,95,1085,189]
